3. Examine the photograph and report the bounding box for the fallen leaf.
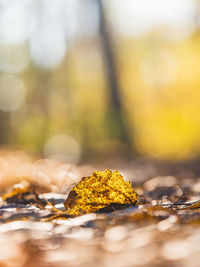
[64,169,139,216]
[2,182,44,207]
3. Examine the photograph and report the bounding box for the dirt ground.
[0,151,200,267]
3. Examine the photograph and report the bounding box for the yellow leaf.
[64,169,138,216]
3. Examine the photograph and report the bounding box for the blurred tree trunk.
[33,1,51,152]
[35,70,51,151]
[0,111,10,145]
[97,0,135,156]
[0,68,11,145]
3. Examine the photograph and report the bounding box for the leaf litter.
[1,168,200,266]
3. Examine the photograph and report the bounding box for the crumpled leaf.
[64,169,139,216]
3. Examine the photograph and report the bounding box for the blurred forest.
[1,0,200,164]
[1,3,200,267]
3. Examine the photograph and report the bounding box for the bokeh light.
[0,0,199,161]
[30,0,67,69]
[30,28,67,69]
[0,0,35,45]
[44,134,81,164]
[107,0,195,39]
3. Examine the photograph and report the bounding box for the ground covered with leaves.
[0,152,200,267]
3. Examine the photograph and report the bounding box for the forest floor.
[0,151,200,267]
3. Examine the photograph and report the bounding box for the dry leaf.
[64,169,139,216]
[2,182,44,206]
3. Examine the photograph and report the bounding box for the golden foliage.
[64,169,138,216]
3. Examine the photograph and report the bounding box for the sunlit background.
[0,0,200,163]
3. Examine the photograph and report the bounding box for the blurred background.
[0,0,200,165]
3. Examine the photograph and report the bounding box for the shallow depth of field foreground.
[0,152,200,267]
